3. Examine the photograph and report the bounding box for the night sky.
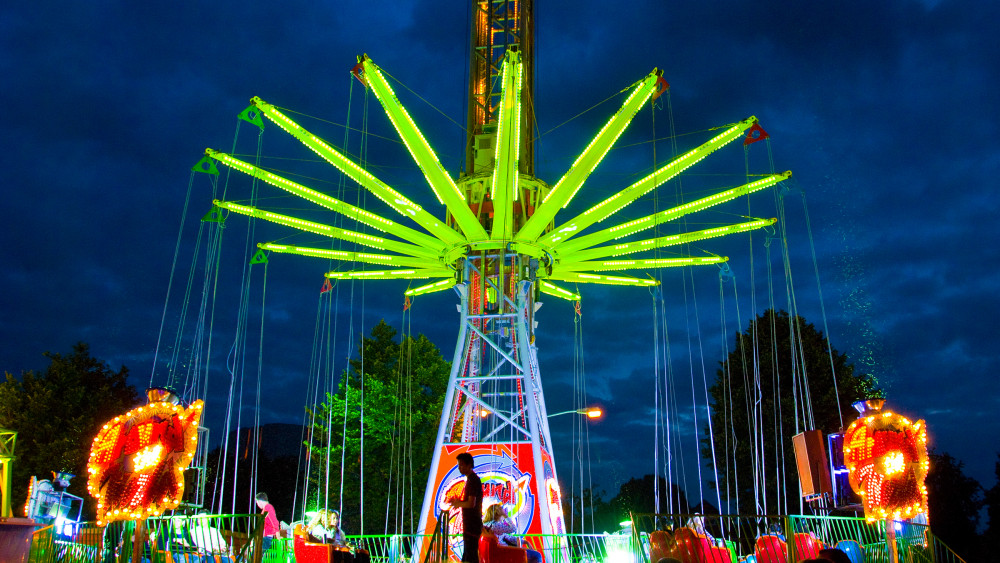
[3,0,998,503]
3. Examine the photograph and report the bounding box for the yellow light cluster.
[87,400,204,524]
[132,444,164,472]
[843,408,929,523]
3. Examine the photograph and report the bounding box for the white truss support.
[418,283,471,536]
[417,255,566,551]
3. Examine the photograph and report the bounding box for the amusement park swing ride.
[185,3,788,554]
[60,3,935,563]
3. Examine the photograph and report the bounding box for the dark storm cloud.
[2,0,998,495]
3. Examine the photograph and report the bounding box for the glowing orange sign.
[87,399,203,524]
[844,409,928,522]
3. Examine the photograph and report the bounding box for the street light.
[548,407,603,419]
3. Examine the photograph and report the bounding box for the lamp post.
[547,407,603,419]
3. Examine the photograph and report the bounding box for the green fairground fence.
[26,514,967,563]
[629,513,967,563]
[27,513,265,563]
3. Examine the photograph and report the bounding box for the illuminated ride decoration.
[87,392,204,524]
[432,449,538,562]
[24,471,84,536]
[843,399,929,522]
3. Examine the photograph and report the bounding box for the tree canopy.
[570,476,692,534]
[305,320,450,534]
[926,451,983,561]
[0,342,140,517]
[704,309,877,514]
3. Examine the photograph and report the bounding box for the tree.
[306,320,450,534]
[983,454,1000,555]
[704,309,877,514]
[609,474,691,521]
[562,486,612,534]
[925,451,983,561]
[574,476,691,534]
[0,342,140,517]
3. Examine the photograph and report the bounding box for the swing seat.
[670,527,728,563]
[294,530,334,563]
[753,535,788,563]
[706,544,732,563]
[833,540,864,563]
[649,529,673,563]
[791,533,821,561]
[479,531,527,563]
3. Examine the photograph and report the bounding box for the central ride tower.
[415,0,568,555]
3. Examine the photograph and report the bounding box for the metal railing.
[629,513,967,563]
[27,514,967,563]
[28,513,264,563]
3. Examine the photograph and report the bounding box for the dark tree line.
[0,327,996,562]
[0,343,140,519]
[305,320,450,535]
[703,309,877,514]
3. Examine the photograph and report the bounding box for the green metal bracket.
[250,249,268,265]
[191,155,219,175]
[201,204,224,223]
[0,428,16,518]
[238,105,265,130]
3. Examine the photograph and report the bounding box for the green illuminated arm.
[541,117,760,246]
[556,218,776,263]
[248,96,465,246]
[546,272,659,287]
[325,268,453,280]
[404,279,457,297]
[538,281,581,301]
[359,56,488,241]
[259,242,441,269]
[517,70,663,243]
[207,149,447,252]
[490,51,524,240]
[552,171,790,254]
[214,200,437,259]
[554,255,728,273]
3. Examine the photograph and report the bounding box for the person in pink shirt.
[255,492,280,550]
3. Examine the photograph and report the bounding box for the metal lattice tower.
[0,428,17,518]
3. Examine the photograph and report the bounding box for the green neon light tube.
[557,218,776,263]
[490,51,523,240]
[259,243,439,269]
[359,57,487,241]
[547,272,659,287]
[207,149,446,252]
[553,171,790,254]
[404,278,457,297]
[539,281,581,301]
[249,96,466,247]
[555,255,728,273]
[324,268,452,280]
[516,70,662,243]
[215,200,437,258]
[542,117,759,246]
